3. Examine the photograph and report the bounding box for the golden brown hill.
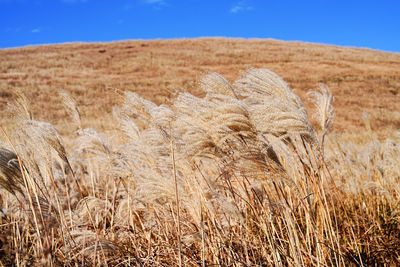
[1,38,399,137]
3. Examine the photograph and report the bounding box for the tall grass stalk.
[169,123,182,267]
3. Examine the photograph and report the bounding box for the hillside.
[1,38,400,137]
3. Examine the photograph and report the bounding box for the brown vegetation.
[1,38,400,137]
[0,38,399,266]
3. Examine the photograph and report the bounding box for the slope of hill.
[1,38,400,265]
[1,38,400,136]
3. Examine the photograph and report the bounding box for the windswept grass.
[0,68,399,266]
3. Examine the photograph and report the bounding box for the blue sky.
[0,0,399,52]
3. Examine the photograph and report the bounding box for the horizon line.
[1,36,399,54]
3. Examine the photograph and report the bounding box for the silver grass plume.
[1,125,63,226]
[324,135,400,197]
[173,92,255,158]
[7,89,32,121]
[307,84,334,150]
[234,68,318,144]
[71,127,123,200]
[11,120,74,219]
[18,120,71,182]
[114,90,245,226]
[59,90,82,130]
[113,93,187,207]
[200,72,238,99]
[122,91,175,136]
[173,82,283,179]
[74,128,111,157]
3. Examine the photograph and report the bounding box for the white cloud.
[230,1,253,13]
[31,28,40,33]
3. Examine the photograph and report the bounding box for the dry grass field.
[1,38,400,136]
[0,38,399,266]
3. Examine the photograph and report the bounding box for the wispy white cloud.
[31,28,40,33]
[140,0,167,10]
[230,0,253,13]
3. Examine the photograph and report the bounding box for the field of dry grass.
[1,38,400,137]
[0,38,399,266]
